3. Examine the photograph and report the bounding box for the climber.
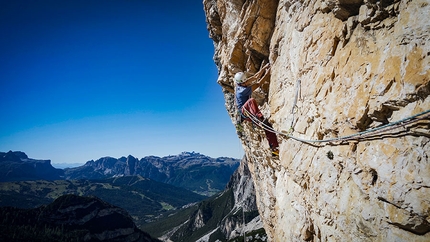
[234,63,279,156]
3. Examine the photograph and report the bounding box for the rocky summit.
[0,151,64,182]
[203,0,429,241]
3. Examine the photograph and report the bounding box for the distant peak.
[180,151,201,156]
[1,150,28,162]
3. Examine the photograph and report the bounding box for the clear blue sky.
[0,0,243,164]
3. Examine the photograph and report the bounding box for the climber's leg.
[242,98,264,120]
[262,119,279,150]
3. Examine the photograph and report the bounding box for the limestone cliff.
[203,0,429,241]
[157,157,266,242]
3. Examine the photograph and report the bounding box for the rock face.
[221,157,266,241]
[204,0,429,241]
[157,157,266,242]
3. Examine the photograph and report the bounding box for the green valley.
[0,175,205,227]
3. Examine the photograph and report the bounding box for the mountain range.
[64,151,240,196]
[1,151,240,196]
[0,151,265,241]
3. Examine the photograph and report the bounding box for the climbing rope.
[242,108,430,144]
[290,79,301,128]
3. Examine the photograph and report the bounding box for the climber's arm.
[250,64,271,91]
[240,64,270,87]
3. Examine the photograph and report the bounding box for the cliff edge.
[203,0,429,241]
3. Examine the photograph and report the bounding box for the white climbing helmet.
[234,72,245,83]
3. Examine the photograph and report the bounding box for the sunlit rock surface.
[204,0,429,241]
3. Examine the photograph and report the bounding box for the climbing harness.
[242,108,430,145]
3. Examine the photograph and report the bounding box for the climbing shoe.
[271,149,279,157]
